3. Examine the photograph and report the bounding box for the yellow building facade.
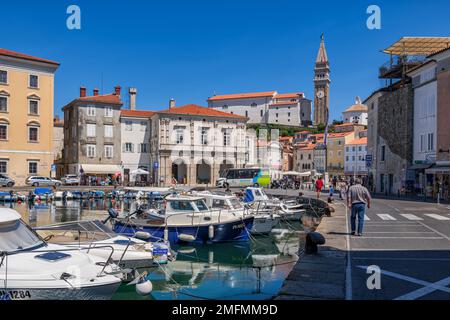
[0,49,59,185]
[326,131,356,178]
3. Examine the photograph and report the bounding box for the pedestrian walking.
[315,177,324,199]
[347,178,371,236]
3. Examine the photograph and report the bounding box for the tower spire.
[316,33,328,64]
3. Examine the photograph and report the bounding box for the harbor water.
[3,198,303,300]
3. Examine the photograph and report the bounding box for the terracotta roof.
[0,48,59,65]
[344,104,368,113]
[158,104,247,119]
[335,123,365,127]
[297,143,316,151]
[275,93,304,99]
[76,93,122,105]
[296,130,311,135]
[279,136,293,141]
[121,110,156,118]
[347,137,368,145]
[328,132,354,138]
[208,91,276,101]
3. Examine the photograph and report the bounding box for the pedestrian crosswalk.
[360,212,450,222]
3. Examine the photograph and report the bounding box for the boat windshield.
[170,200,195,212]
[0,220,44,252]
[229,198,243,209]
[211,199,231,210]
[194,200,209,211]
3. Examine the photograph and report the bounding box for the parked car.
[25,176,62,187]
[0,174,15,187]
[61,174,80,186]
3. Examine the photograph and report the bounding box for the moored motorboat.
[0,208,123,300]
[110,193,254,245]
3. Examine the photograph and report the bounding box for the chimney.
[129,88,137,110]
[114,86,121,97]
[93,88,99,96]
[80,86,86,98]
[169,98,176,109]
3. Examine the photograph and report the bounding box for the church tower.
[314,34,331,126]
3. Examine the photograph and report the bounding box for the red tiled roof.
[296,130,312,135]
[208,91,276,101]
[347,137,368,145]
[296,143,315,151]
[121,110,156,118]
[158,104,247,119]
[76,93,122,105]
[279,136,293,141]
[328,132,355,138]
[275,93,304,99]
[0,48,59,65]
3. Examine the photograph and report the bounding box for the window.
[29,75,39,88]
[140,121,147,131]
[86,124,96,137]
[104,145,113,158]
[0,161,7,173]
[0,96,7,112]
[0,124,8,140]
[87,145,96,158]
[176,128,184,144]
[201,127,208,145]
[260,110,263,117]
[104,107,113,117]
[139,143,148,153]
[29,100,39,115]
[288,112,291,117]
[381,146,386,161]
[125,121,132,131]
[251,103,257,107]
[428,133,434,151]
[420,134,425,152]
[0,70,7,84]
[223,129,231,146]
[104,125,113,138]
[28,162,38,174]
[28,126,39,142]
[358,146,362,152]
[124,143,134,153]
[87,105,96,116]
[245,111,248,117]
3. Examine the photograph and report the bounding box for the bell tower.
[314,34,331,126]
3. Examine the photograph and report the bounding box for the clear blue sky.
[2,0,450,121]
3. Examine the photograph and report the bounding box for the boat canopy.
[0,208,21,224]
[34,220,113,234]
[34,188,53,195]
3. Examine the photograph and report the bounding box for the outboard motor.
[103,208,119,224]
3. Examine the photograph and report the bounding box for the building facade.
[149,104,248,186]
[120,110,154,185]
[0,49,59,185]
[207,91,311,127]
[62,86,123,183]
[344,137,368,178]
[327,132,355,179]
[293,143,315,173]
[314,35,331,125]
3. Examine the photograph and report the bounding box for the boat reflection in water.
[2,199,302,300]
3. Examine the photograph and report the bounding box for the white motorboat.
[52,191,74,201]
[34,220,172,270]
[0,209,123,300]
[243,187,305,222]
[194,191,280,235]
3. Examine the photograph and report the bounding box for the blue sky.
[2,0,450,121]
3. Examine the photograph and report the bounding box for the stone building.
[314,35,331,125]
[293,142,315,173]
[207,91,312,127]
[62,86,123,181]
[149,104,248,186]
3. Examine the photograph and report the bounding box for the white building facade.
[207,91,312,127]
[342,97,368,126]
[120,110,154,185]
[344,137,368,178]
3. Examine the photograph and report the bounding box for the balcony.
[379,55,426,79]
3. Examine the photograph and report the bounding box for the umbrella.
[131,168,150,175]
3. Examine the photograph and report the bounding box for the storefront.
[425,165,450,201]
[79,164,123,186]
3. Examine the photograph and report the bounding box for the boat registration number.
[0,290,32,300]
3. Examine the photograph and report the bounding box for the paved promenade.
[275,190,450,300]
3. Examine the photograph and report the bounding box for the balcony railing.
[379,55,427,79]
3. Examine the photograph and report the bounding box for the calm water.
[3,199,302,300]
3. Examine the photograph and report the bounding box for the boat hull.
[112,217,254,245]
[251,215,280,234]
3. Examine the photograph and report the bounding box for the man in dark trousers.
[347,178,372,236]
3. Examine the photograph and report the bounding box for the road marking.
[356,266,450,300]
[354,257,450,262]
[417,221,450,240]
[363,231,434,234]
[400,214,423,221]
[357,236,443,239]
[377,214,397,221]
[425,214,450,221]
[364,215,370,221]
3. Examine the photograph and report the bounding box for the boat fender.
[134,231,151,240]
[178,233,195,242]
[164,228,169,242]
[136,279,153,295]
[208,225,214,240]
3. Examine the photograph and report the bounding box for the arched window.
[0,118,9,140]
[27,121,40,142]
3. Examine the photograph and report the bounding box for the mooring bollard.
[305,232,326,254]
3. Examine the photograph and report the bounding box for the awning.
[409,163,433,170]
[282,171,312,177]
[425,166,450,174]
[80,164,123,174]
[131,168,150,175]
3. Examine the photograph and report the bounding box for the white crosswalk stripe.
[400,214,423,221]
[425,214,450,221]
[377,214,397,221]
[364,215,370,221]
